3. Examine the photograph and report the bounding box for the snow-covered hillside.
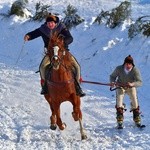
[0,0,150,149]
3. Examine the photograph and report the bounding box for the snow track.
[1,64,150,149]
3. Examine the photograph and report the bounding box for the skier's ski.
[116,123,146,130]
[136,124,146,129]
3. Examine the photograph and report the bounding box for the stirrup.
[77,90,86,97]
[40,85,48,95]
[40,89,48,95]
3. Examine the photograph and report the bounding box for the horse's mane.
[48,31,65,50]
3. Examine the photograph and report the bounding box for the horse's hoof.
[59,123,67,130]
[81,134,87,140]
[50,124,57,130]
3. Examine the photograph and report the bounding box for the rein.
[82,80,111,86]
[50,55,61,68]
[49,49,67,69]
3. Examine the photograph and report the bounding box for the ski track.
[0,64,150,149]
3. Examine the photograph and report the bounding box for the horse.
[44,32,87,140]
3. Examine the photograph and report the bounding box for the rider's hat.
[123,55,135,66]
[46,14,59,23]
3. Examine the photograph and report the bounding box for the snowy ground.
[1,63,150,150]
[0,0,150,149]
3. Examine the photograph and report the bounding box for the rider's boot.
[133,106,141,126]
[74,79,86,97]
[40,79,48,95]
[116,107,124,129]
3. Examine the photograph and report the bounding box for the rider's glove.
[127,82,134,87]
[24,35,30,41]
[79,77,83,83]
[110,82,115,88]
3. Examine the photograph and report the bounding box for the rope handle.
[109,87,121,91]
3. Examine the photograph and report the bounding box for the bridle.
[47,46,74,86]
[50,46,66,70]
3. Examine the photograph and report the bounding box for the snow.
[0,0,150,149]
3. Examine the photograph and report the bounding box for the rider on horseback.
[24,14,85,97]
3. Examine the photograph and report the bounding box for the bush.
[62,4,84,30]
[128,16,150,38]
[31,2,51,21]
[94,1,131,28]
[9,0,28,17]
[94,10,110,24]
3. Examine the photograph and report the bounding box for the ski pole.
[14,40,26,65]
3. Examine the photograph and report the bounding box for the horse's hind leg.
[79,118,87,140]
[71,96,87,140]
[71,96,82,121]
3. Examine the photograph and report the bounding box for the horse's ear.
[58,34,65,40]
[59,35,65,48]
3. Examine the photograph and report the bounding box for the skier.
[110,55,144,129]
[24,14,85,97]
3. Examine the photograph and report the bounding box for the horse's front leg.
[44,95,57,130]
[50,114,57,130]
[50,106,57,130]
[49,102,57,130]
[71,96,82,121]
[56,107,66,130]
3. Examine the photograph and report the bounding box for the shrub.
[94,10,109,24]
[128,16,150,38]
[31,2,51,21]
[62,4,84,30]
[9,0,28,17]
[95,1,131,28]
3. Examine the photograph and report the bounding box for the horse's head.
[47,32,71,70]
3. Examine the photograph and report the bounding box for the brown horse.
[44,32,87,140]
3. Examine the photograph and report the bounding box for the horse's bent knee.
[72,112,79,121]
